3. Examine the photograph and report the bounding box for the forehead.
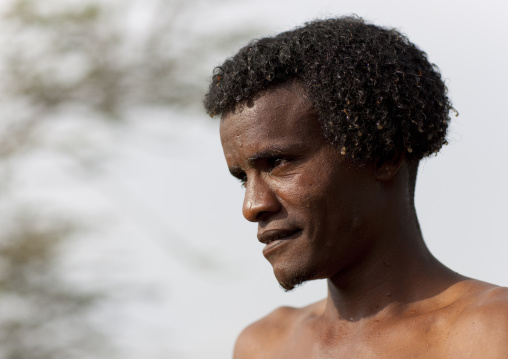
[219,84,325,148]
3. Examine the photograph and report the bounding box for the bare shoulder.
[459,282,508,325]
[233,300,325,359]
[446,281,508,358]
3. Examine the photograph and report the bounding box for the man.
[204,17,508,358]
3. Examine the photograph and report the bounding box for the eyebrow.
[247,147,287,162]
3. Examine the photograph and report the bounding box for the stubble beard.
[276,267,318,292]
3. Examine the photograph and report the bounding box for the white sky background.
[9,0,508,358]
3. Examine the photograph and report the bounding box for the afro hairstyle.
[204,16,453,167]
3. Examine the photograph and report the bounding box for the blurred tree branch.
[1,0,259,158]
[0,212,108,359]
[0,0,260,357]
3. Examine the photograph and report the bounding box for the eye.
[268,157,289,170]
[237,172,247,187]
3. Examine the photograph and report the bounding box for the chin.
[278,277,307,292]
[273,263,318,292]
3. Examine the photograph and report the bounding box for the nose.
[242,175,280,222]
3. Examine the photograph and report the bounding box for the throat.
[323,248,464,322]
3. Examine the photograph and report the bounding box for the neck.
[323,207,463,322]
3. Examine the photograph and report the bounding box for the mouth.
[258,229,302,258]
[258,229,301,245]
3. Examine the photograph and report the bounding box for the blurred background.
[0,0,506,358]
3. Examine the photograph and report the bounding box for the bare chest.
[265,316,453,359]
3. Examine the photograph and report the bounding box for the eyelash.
[238,173,247,186]
[269,157,289,168]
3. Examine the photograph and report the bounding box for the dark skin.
[220,83,508,358]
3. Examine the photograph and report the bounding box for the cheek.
[272,174,341,232]
[273,173,325,210]
[299,171,369,235]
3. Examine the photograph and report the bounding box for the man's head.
[219,82,411,291]
[206,17,453,290]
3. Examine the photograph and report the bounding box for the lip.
[258,229,302,257]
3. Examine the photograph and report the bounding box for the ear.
[374,151,405,182]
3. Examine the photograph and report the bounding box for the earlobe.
[374,151,405,182]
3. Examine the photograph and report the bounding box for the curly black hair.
[204,16,453,166]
